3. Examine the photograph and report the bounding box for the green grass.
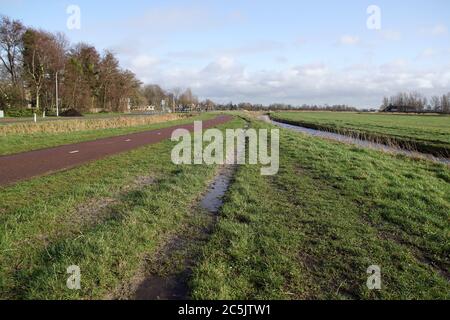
[1,112,448,300]
[190,117,450,300]
[271,112,450,156]
[0,113,215,155]
[0,116,245,299]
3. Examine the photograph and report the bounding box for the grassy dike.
[0,113,216,156]
[0,116,246,299]
[191,117,450,300]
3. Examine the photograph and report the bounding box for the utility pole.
[172,95,175,113]
[55,71,59,117]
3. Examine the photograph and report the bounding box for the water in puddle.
[133,274,189,300]
[200,166,235,214]
[262,116,449,165]
[200,126,248,214]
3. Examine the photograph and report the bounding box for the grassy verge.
[0,116,245,299]
[0,113,215,155]
[191,117,450,299]
[270,112,450,157]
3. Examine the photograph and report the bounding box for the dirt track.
[0,115,233,186]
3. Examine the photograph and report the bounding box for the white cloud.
[293,63,329,77]
[420,24,448,36]
[431,24,448,35]
[382,30,401,41]
[165,40,284,61]
[418,48,438,59]
[126,56,450,108]
[130,54,159,69]
[338,35,360,45]
[294,37,307,46]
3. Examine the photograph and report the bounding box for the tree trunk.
[35,87,40,111]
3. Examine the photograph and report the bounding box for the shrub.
[0,113,186,135]
[5,108,35,118]
[60,108,83,117]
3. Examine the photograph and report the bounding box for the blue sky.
[2,0,450,107]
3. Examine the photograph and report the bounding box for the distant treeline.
[215,102,361,112]
[0,15,206,114]
[381,92,450,114]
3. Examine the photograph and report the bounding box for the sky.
[1,0,450,108]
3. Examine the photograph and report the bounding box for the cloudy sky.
[2,0,450,107]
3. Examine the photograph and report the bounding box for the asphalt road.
[0,115,233,186]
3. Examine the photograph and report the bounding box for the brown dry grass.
[0,114,186,136]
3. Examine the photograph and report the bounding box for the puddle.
[199,124,249,214]
[261,115,449,165]
[199,165,236,214]
[133,273,190,300]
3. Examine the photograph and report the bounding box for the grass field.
[270,112,450,157]
[0,113,448,299]
[191,117,449,299]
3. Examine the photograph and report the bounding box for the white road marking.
[69,150,80,154]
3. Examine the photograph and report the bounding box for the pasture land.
[270,112,450,157]
[0,113,448,299]
[191,117,449,299]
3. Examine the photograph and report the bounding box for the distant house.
[381,105,419,113]
[133,105,155,112]
[381,105,399,112]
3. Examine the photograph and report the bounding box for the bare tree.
[442,93,450,114]
[142,84,166,110]
[171,87,182,112]
[0,16,25,85]
[430,96,441,112]
[179,88,198,110]
[22,29,55,110]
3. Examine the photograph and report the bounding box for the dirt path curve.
[0,115,233,186]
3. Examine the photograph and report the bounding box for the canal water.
[261,115,449,165]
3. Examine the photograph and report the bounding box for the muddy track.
[112,121,250,300]
[0,115,233,186]
[108,164,238,300]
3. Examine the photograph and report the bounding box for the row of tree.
[381,92,450,113]
[0,15,204,114]
[215,102,359,112]
[3,16,449,115]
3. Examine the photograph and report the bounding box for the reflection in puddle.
[200,165,235,214]
[200,123,249,214]
[134,274,189,300]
